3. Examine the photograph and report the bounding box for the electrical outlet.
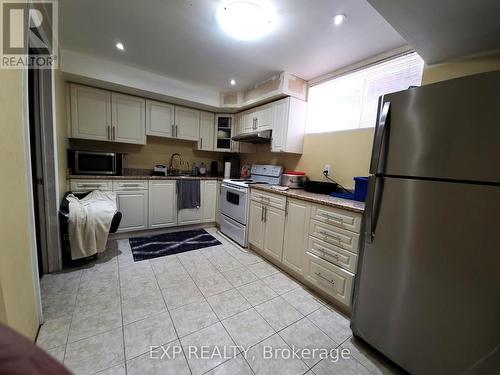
[323,164,331,176]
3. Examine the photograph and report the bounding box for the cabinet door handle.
[261,206,264,222]
[176,125,179,137]
[107,125,111,140]
[112,126,116,140]
[264,206,267,222]
[172,124,175,136]
[315,272,335,285]
[200,138,203,149]
[285,201,289,216]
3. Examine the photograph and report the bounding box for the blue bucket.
[354,177,369,202]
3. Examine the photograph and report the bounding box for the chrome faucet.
[169,153,183,174]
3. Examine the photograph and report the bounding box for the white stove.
[220,165,282,247]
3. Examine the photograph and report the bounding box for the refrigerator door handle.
[371,101,391,174]
[365,175,383,243]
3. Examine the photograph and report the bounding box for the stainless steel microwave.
[68,150,123,175]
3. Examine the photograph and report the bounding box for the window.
[306,53,424,134]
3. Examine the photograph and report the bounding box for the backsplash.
[69,136,228,174]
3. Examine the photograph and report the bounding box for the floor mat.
[129,229,222,261]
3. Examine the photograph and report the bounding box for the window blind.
[306,52,424,134]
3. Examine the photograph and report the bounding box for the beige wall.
[422,53,500,84]
[0,70,39,339]
[242,128,375,189]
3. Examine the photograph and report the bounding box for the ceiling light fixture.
[333,14,346,26]
[230,79,236,86]
[115,42,125,51]
[217,0,275,41]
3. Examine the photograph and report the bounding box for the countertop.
[68,174,222,181]
[250,184,365,213]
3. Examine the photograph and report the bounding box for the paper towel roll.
[224,162,231,179]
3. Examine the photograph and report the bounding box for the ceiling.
[368,0,500,64]
[59,0,406,91]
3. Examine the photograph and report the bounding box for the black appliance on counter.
[68,150,124,175]
[210,161,219,177]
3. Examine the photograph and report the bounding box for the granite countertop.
[250,184,365,213]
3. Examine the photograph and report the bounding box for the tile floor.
[37,227,399,375]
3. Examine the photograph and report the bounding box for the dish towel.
[67,190,117,260]
[177,179,201,209]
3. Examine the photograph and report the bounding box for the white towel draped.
[67,190,117,260]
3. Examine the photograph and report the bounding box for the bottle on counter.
[192,162,199,176]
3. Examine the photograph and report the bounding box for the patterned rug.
[129,229,222,261]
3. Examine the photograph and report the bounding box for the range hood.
[232,130,271,144]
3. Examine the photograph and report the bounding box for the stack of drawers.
[304,203,362,307]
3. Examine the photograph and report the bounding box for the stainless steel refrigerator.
[351,71,500,375]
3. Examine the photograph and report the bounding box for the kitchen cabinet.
[231,114,256,153]
[216,181,222,225]
[70,179,112,192]
[214,114,234,152]
[198,111,215,151]
[262,205,286,262]
[146,100,175,138]
[115,189,149,232]
[271,97,307,153]
[175,106,200,141]
[282,198,311,275]
[249,191,286,262]
[148,180,177,228]
[240,103,273,133]
[111,93,146,144]
[69,84,111,141]
[249,201,265,250]
[68,84,146,144]
[202,180,217,222]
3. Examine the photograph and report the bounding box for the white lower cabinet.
[248,187,362,310]
[115,190,149,232]
[249,201,265,250]
[304,252,354,307]
[148,181,177,228]
[202,180,217,223]
[282,198,311,274]
[262,205,286,262]
[249,197,285,263]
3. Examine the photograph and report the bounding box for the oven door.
[220,183,248,225]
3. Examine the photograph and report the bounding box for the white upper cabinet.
[112,93,146,144]
[254,103,273,131]
[198,111,215,151]
[175,106,200,141]
[146,100,175,138]
[69,84,145,144]
[70,84,112,141]
[271,97,307,154]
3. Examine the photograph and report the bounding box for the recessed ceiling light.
[333,14,346,26]
[116,42,125,51]
[217,0,275,41]
[230,79,236,86]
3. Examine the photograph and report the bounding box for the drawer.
[250,190,286,210]
[305,252,354,307]
[308,236,358,273]
[70,179,112,192]
[309,219,360,254]
[113,180,148,191]
[311,204,362,234]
